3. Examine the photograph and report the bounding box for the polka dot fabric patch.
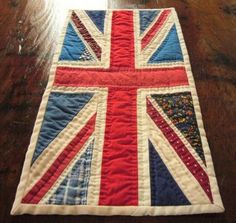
[11,8,224,216]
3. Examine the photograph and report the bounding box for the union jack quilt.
[11,8,224,216]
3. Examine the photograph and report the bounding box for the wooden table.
[0,0,235,222]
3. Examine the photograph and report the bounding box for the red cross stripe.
[53,11,189,205]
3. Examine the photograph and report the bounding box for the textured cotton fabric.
[11,9,224,216]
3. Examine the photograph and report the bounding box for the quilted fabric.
[11,8,224,216]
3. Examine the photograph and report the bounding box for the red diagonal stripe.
[141,9,171,50]
[71,11,101,60]
[147,98,213,202]
[22,113,96,204]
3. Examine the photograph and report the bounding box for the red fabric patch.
[99,87,138,205]
[110,11,135,69]
[54,67,189,88]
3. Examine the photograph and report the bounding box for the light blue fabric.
[149,140,190,206]
[46,140,94,205]
[31,92,94,164]
[148,25,183,63]
[139,10,159,35]
[85,10,106,33]
[59,23,94,61]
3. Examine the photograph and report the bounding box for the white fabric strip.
[137,90,151,206]
[87,89,108,205]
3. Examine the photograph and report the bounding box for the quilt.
[11,8,224,216]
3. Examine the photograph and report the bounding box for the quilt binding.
[11,8,224,216]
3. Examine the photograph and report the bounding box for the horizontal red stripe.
[147,99,213,203]
[22,114,96,204]
[54,67,189,88]
[71,11,101,60]
[141,9,171,50]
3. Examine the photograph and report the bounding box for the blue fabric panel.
[149,140,190,206]
[31,92,94,164]
[148,25,183,63]
[59,23,94,61]
[139,10,159,35]
[85,10,106,33]
[46,140,94,205]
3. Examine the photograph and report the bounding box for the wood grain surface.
[0,0,235,222]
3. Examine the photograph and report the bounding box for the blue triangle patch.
[59,23,95,61]
[149,140,190,206]
[46,140,94,205]
[31,92,94,164]
[85,10,106,33]
[139,10,159,35]
[148,25,184,63]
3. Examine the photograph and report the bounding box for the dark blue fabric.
[85,10,106,33]
[149,140,190,206]
[139,10,159,35]
[148,25,183,63]
[59,23,94,61]
[31,92,94,164]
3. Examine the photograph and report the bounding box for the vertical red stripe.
[99,87,138,205]
[22,114,96,204]
[141,9,171,50]
[110,11,135,69]
[147,99,213,202]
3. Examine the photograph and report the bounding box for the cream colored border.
[11,8,224,216]
[137,89,151,206]
[12,203,223,216]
